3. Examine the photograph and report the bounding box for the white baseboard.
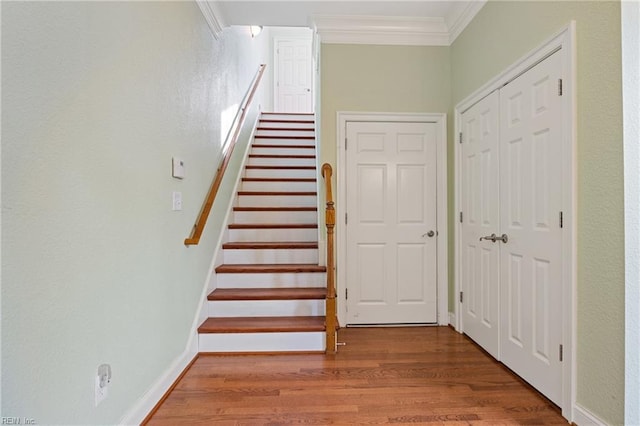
[119,336,198,425]
[573,404,607,426]
[448,311,458,330]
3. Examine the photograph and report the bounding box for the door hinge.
[345,138,347,150]
[559,344,564,362]
[459,212,463,223]
[459,132,463,144]
[560,211,564,228]
[345,213,348,225]
[459,291,464,303]
[558,78,563,96]
[346,288,348,300]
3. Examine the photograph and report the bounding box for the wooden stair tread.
[252,144,315,149]
[241,178,316,182]
[260,118,315,124]
[238,191,317,196]
[254,135,315,140]
[228,223,317,229]
[215,264,327,273]
[245,165,316,170]
[257,127,315,131]
[233,206,317,211]
[208,287,326,301]
[223,241,319,249]
[259,119,314,124]
[198,316,325,333]
[249,154,316,159]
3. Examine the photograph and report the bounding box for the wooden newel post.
[322,163,338,354]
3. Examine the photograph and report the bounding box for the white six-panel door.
[459,50,564,406]
[346,121,438,324]
[460,91,501,359]
[275,39,313,113]
[499,51,564,405]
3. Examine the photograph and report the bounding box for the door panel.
[346,121,438,324]
[460,91,501,358]
[499,51,563,405]
[275,39,312,113]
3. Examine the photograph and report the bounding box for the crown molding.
[197,0,226,40]
[446,0,487,44]
[311,1,486,47]
[311,15,450,46]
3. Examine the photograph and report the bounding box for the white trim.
[573,404,607,426]
[336,112,448,327]
[312,15,449,46]
[448,311,458,329]
[446,0,487,44]
[119,342,197,425]
[623,1,640,424]
[453,22,576,422]
[196,0,226,40]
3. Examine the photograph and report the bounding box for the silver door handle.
[479,233,508,243]
[422,230,435,238]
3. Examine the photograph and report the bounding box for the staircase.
[198,112,328,352]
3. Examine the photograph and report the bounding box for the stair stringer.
[192,112,263,342]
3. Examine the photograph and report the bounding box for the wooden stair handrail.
[185,64,266,246]
[322,163,338,353]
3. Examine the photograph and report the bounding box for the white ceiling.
[212,1,488,46]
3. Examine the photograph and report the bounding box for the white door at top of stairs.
[345,121,438,325]
[275,38,313,113]
[459,50,564,406]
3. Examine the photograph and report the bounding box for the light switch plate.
[172,191,182,211]
[172,157,185,179]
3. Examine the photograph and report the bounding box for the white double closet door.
[460,51,564,405]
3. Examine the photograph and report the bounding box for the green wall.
[1,2,267,423]
[451,2,623,423]
[322,1,624,424]
[321,44,451,170]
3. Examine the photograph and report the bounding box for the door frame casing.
[453,22,576,421]
[336,112,448,327]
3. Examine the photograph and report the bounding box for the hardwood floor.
[145,327,567,425]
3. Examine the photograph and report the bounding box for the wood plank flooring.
[145,327,567,425]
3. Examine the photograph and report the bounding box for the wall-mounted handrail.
[185,64,266,246]
[322,163,338,353]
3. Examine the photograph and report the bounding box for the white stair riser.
[208,300,325,317]
[261,114,314,121]
[244,168,317,179]
[233,210,317,224]
[255,129,315,138]
[259,121,315,130]
[216,272,326,288]
[228,228,317,242]
[199,332,324,352]
[237,195,317,207]
[251,146,315,156]
[240,180,317,192]
[253,138,316,146]
[247,157,316,167]
[223,248,319,264]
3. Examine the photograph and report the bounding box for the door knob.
[422,230,435,238]
[479,233,508,243]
